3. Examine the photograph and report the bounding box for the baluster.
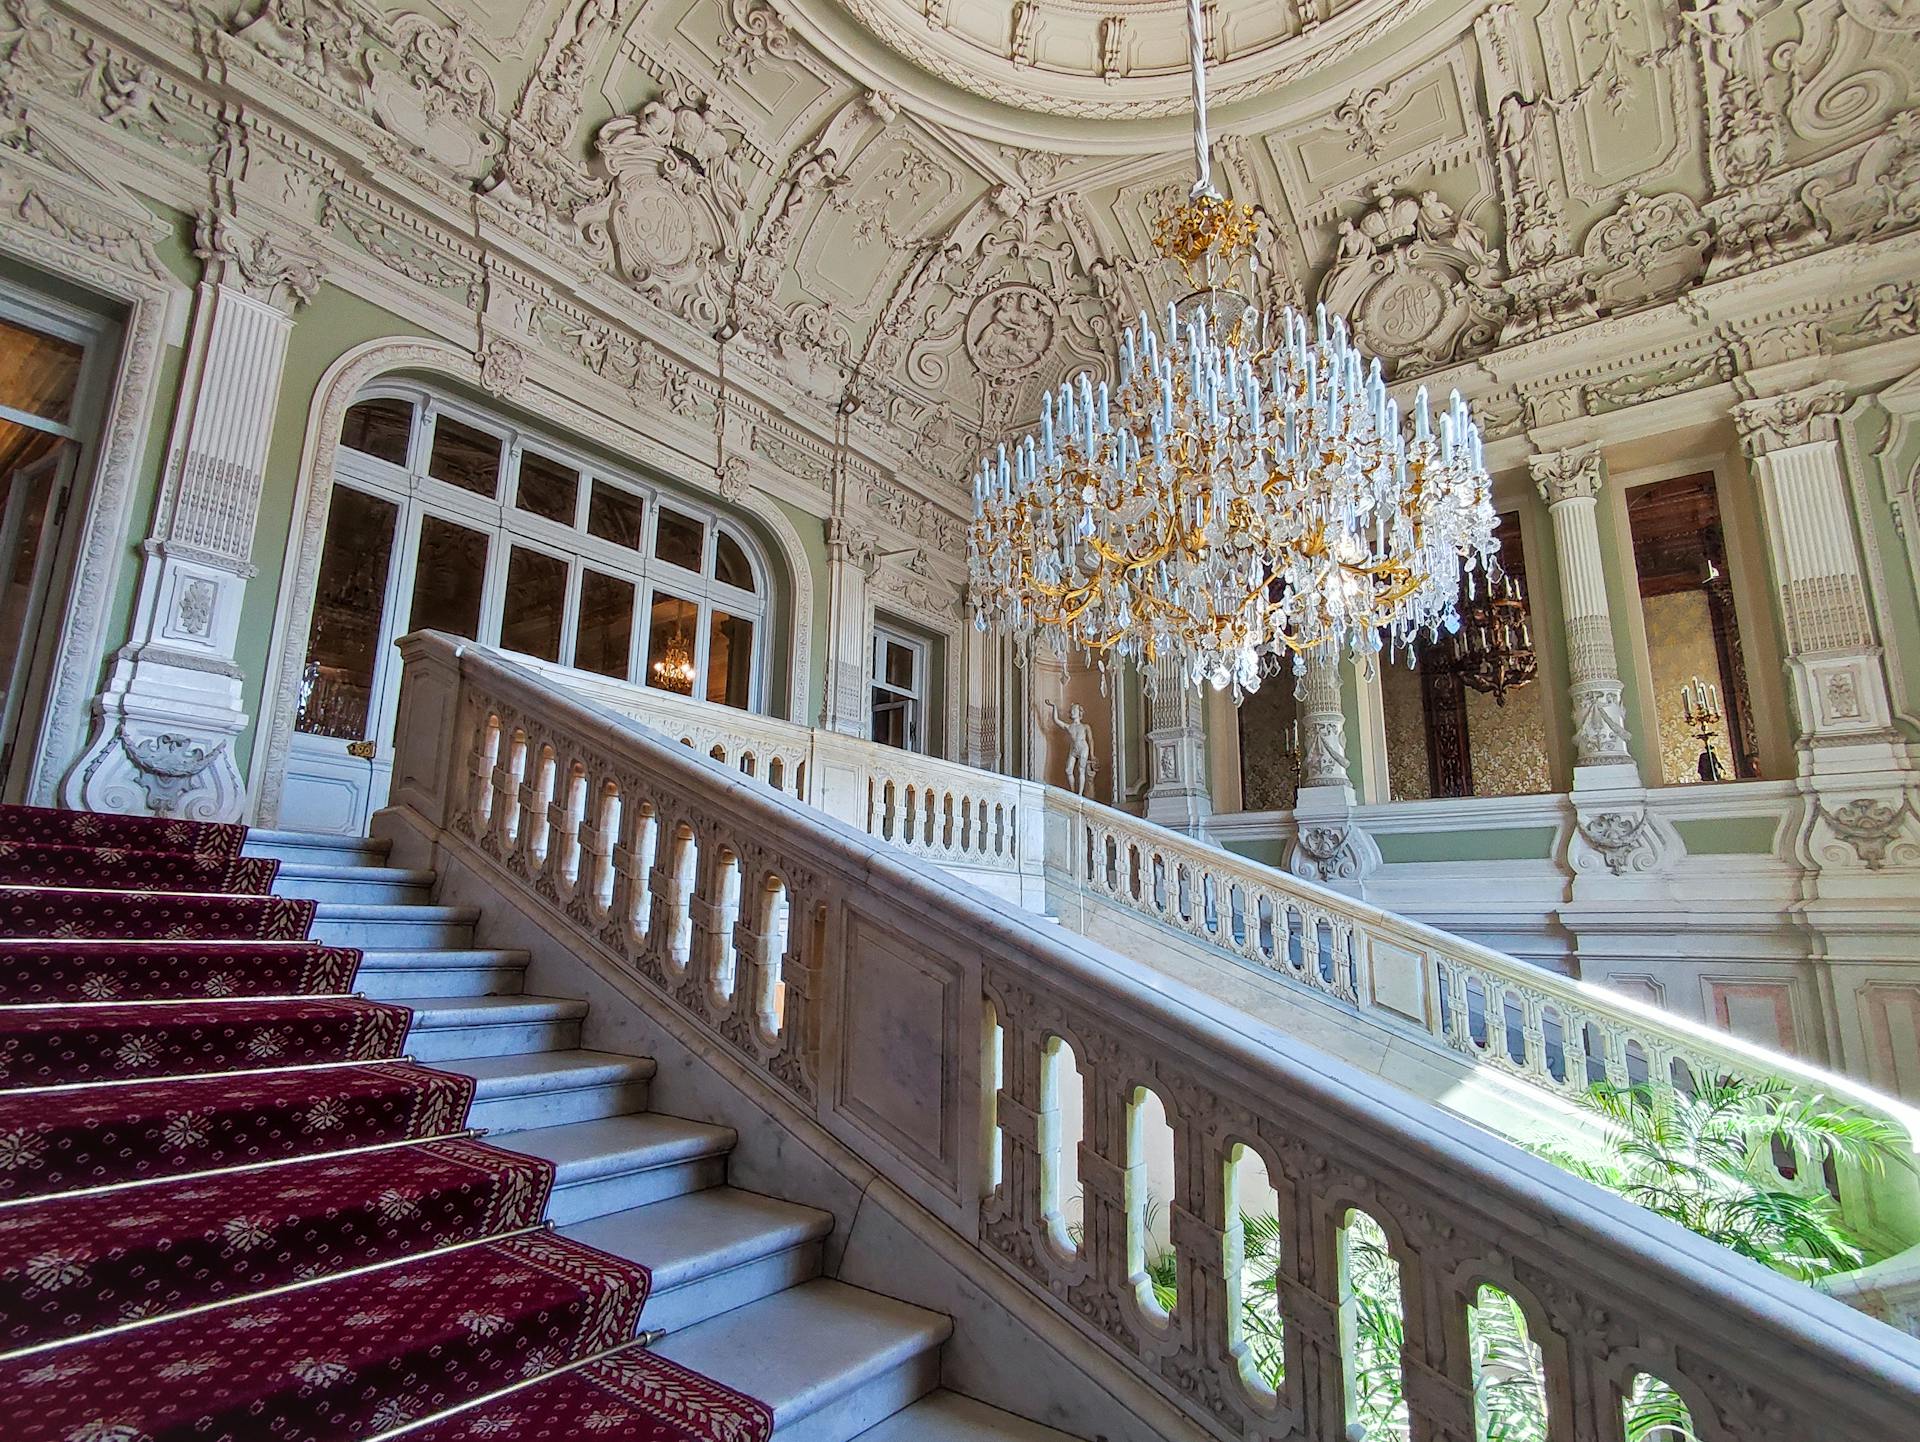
[1282,1187,1351,1437]
[981,988,1052,1265]
[1399,1244,1477,1442]
[1080,1062,1138,1346]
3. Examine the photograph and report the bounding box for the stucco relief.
[1316,185,1503,368]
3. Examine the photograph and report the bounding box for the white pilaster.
[65,213,321,821]
[821,515,876,737]
[1282,654,1381,892]
[1736,383,1920,885]
[1531,445,1684,889]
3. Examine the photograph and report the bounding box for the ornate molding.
[1569,804,1684,877]
[1528,445,1605,506]
[1733,381,1849,455]
[194,210,325,310]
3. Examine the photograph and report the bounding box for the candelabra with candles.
[1681,675,1726,782]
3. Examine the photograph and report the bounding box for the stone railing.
[1048,792,1920,1251]
[525,657,1920,1257]
[389,633,1920,1440]
[528,662,1045,906]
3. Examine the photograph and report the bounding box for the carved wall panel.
[1536,0,1695,207]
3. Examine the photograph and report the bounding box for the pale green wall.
[1674,815,1781,855]
[1374,826,1559,864]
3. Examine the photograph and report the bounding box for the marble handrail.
[524,655,1920,1252]
[388,631,1920,1442]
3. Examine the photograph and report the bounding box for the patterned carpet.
[0,803,772,1442]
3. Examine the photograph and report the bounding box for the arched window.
[285,384,775,833]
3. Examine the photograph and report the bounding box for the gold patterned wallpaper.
[1642,590,1732,785]
[1382,659,1433,802]
[1237,680,1300,810]
[1380,656,1551,799]
[1464,683,1553,796]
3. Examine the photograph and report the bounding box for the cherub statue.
[1043,699,1094,797]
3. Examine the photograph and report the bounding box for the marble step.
[308,901,479,950]
[852,1393,1084,1441]
[354,948,530,999]
[398,994,587,1060]
[560,1185,832,1331]
[245,829,391,868]
[271,861,435,905]
[651,1278,951,1442]
[447,1048,656,1132]
[508,1112,737,1225]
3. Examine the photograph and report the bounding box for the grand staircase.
[0,807,1073,1441]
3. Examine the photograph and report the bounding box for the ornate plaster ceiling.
[819,0,1454,119]
[157,0,1920,509]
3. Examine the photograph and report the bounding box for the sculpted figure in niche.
[1044,699,1095,796]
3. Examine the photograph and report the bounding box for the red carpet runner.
[0,803,771,1442]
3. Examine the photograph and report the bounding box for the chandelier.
[966,0,1500,696]
[1437,573,1537,705]
[650,626,696,691]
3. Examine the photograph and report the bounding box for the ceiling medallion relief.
[964,283,1059,382]
[817,0,1460,118]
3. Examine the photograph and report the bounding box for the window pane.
[587,481,645,550]
[706,609,754,708]
[516,449,578,524]
[714,530,754,589]
[409,514,488,640]
[884,639,916,690]
[427,415,501,497]
[0,316,84,427]
[646,592,699,696]
[499,546,567,662]
[655,508,704,570]
[576,569,635,679]
[298,487,398,739]
[339,397,413,465]
[872,690,915,750]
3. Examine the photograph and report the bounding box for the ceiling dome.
[833,0,1449,119]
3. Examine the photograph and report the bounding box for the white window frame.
[302,383,773,748]
[871,624,929,754]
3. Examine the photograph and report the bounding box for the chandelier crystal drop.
[966,0,1501,697]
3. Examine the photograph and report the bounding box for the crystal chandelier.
[967,0,1500,696]
[650,626,696,691]
[1437,573,1537,705]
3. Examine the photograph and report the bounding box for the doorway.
[0,304,93,798]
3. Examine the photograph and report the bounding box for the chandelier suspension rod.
[1186,0,1214,199]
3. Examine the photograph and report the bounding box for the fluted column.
[1143,656,1211,832]
[1283,653,1380,892]
[1529,446,1635,781]
[1297,652,1350,787]
[65,210,320,821]
[1530,446,1682,884]
[1735,382,1919,881]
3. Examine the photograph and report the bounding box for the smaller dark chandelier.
[1439,574,1537,705]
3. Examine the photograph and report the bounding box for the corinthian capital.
[1528,444,1604,506]
[1733,382,1847,457]
[194,211,324,310]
